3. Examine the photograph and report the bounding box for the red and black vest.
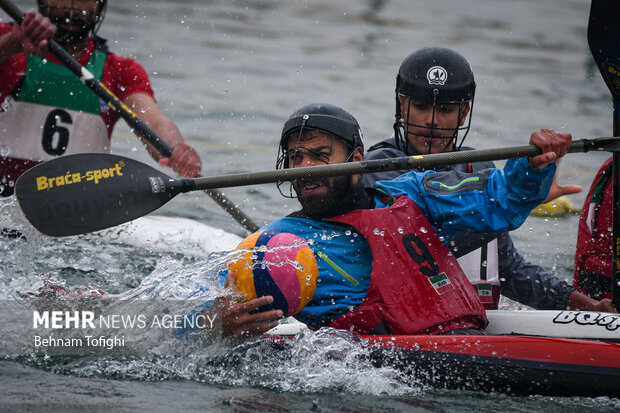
[574,157,612,300]
[327,195,487,335]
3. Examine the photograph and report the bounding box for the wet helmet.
[276,103,364,198]
[38,0,107,45]
[395,47,476,153]
[277,103,364,169]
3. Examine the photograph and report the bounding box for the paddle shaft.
[188,139,604,191]
[0,0,259,233]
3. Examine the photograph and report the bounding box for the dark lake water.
[1,0,619,411]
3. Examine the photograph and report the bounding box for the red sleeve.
[0,23,27,103]
[0,28,155,136]
[100,53,155,133]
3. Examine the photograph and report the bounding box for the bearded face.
[278,129,363,218]
[293,174,353,218]
[39,1,99,45]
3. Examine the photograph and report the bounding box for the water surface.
[1,0,618,411]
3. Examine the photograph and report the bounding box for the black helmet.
[277,103,364,169]
[38,0,107,45]
[396,47,475,103]
[395,47,476,153]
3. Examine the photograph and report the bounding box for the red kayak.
[268,320,620,397]
[362,334,620,397]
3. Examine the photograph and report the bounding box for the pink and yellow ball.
[228,230,318,317]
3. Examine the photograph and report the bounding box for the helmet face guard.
[276,127,340,199]
[395,94,474,154]
[38,0,107,45]
[395,47,476,154]
[276,104,363,199]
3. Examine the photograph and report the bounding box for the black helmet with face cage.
[395,47,476,153]
[38,0,107,45]
[276,103,364,199]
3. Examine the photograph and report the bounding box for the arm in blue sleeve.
[374,158,555,237]
[497,233,574,309]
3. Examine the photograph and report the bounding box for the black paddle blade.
[588,0,620,100]
[15,154,191,237]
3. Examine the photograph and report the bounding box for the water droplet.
[397,227,404,234]
[373,228,385,236]
[419,227,427,233]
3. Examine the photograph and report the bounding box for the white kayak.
[269,309,620,342]
[1,210,243,256]
[88,215,244,256]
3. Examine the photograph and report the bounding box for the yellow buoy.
[530,196,581,218]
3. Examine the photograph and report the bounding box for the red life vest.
[574,157,612,300]
[327,195,487,335]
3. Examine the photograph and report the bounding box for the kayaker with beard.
[0,0,201,197]
[218,102,572,339]
[361,47,616,313]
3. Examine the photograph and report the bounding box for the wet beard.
[51,15,92,46]
[294,176,369,218]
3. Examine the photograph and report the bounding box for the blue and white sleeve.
[374,157,555,237]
